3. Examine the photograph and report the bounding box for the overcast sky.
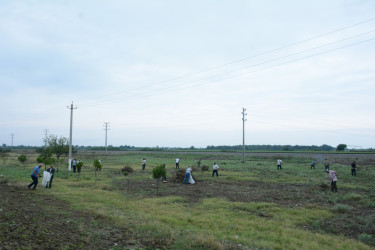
[1,0,375,148]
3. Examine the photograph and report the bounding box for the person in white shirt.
[212,163,219,177]
[183,166,192,184]
[277,159,282,170]
[327,170,338,192]
[176,158,180,169]
[142,158,146,170]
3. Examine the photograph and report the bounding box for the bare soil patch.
[0,183,147,249]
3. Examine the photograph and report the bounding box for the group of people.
[276,158,359,193]
[141,157,220,184]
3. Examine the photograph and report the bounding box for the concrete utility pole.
[241,107,247,163]
[67,102,77,171]
[103,122,110,156]
[43,129,49,147]
[10,133,15,148]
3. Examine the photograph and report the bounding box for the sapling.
[152,164,166,196]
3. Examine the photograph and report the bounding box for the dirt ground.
[0,183,151,250]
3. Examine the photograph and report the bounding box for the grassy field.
[0,150,374,249]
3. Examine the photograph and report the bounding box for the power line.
[81,17,375,104]
[83,34,375,109]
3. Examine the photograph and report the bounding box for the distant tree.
[152,164,166,196]
[18,154,27,169]
[336,144,347,151]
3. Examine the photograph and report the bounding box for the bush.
[121,166,133,174]
[201,165,209,171]
[358,233,372,244]
[76,161,83,173]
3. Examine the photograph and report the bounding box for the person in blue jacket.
[28,164,42,190]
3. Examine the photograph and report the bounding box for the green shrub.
[121,166,133,174]
[358,233,372,244]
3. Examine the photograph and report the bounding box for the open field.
[0,150,374,249]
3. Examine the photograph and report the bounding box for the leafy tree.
[44,134,69,170]
[336,144,347,151]
[37,147,55,169]
[152,164,166,196]
[18,154,27,169]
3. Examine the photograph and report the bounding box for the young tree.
[37,147,55,170]
[152,164,166,196]
[18,154,27,169]
[93,159,102,179]
[76,161,83,180]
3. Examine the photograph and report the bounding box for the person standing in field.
[351,161,357,176]
[176,158,180,169]
[327,169,338,192]
[197,159,201,168]
[28,164,42,190]
[142,158,146,170]
[46,165,55,189]
[311,159,316,169]
[73,159,77,173]
[212,163,219,177]
[277,159,282,170]
[162,163,167,183]
[324,159,330,172]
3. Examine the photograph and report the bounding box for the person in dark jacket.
[351,161,357,176]
[46,165,55,189]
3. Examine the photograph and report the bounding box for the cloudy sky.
[1,0,374,148]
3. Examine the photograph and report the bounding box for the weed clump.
[121,166,133,176]
[201,165,209,171]
[331,204,353,213]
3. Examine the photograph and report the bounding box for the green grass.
[1,150,374,249]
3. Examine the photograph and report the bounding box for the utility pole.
[103,122,110,156]
[241,107,247,163]
[67,102,77,171]
[10,133,15,148]
[43,129,49,147]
